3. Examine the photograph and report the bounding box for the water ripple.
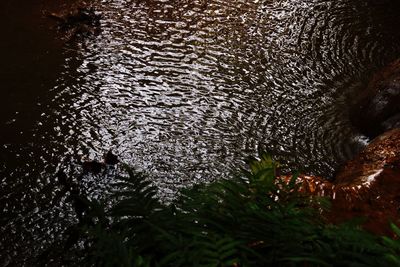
[25,0,400,196]
[2,0,400,263]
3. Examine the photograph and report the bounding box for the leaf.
[391,223,400,238]
[288,171,299,189]
[281,256,330,266]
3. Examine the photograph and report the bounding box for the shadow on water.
[0,0,83,265]
[1,0,400,265]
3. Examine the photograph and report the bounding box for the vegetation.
[50,153,400,267]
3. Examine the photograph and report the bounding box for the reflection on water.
[59,0,400,182]
[1,0,400,264]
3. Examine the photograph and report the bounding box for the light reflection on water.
[1,0,400,264]
[59,0,399,183]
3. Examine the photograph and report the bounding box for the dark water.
[1,0,400,264]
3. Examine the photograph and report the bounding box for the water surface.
[1,0,400,264]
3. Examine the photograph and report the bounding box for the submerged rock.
[350,59,400,138]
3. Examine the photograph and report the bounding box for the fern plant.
[57,152,400,267]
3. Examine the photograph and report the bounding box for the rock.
[282,129,400,235]
[334,128,400,185]
[329,128,400,235]
[104,150,119,165]
[81,160,104,174]
[350,59,400,138]
[280,174,334,197]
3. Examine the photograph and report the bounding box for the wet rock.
[350,59,400,138]
[280,174,334,197]
[334,128,400,185]
[104,150,119,165]
[329,128,400,235]
[283,129,400,235]
[81,160,104,174]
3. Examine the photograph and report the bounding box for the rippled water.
[2,0,400,264]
